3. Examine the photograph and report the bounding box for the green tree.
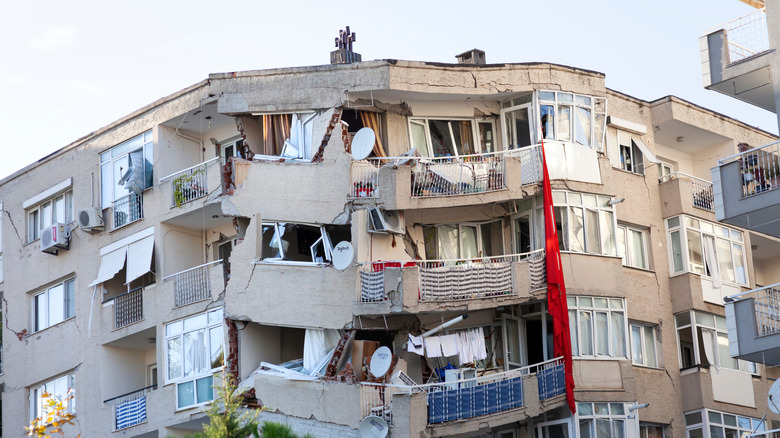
[195,374,259,438]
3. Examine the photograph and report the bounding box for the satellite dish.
[351,127,376,161]
[768,379,780,414]
[331,241,353,271]
[359,415,389,438]
[369,346,392,378]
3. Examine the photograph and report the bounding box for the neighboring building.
[705,0,780,413]
[1,43,778,437]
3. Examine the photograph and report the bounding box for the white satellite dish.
[768,379,780,414]
[351,127,376,161]
[359,415,389,438]
[331,241,353,271]
[369,346,392,378]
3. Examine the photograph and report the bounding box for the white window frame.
[423,220,505,260]
[407,117,491,158]
[512,196,545,253]
[100,130,153,210]
[684,409,765,438]
[665,215,748,286]
[618,131,645,175]
[252,112,317,161]
[553,190,617,256]
[220,137,245,165]
[260,222,343,265]
[657,161,674,182]
[26,190,73,243]
[567,296,627,359]
[640,423,668,438]
[617,224,649,269]
[535,90,607,150]
[164,308,224,410]
[674,310,755,373]
[33,278,75,332]
[31,373,75,422]
[500,96,534,151]
[576,401,633,438]
[630,323,659,368]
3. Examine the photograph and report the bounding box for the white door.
[537,418,573,438]
[502,315,526,370]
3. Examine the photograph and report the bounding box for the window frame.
[26,190,74,243]
[32,278,76,332]
[533,90,607,150]
[164,308,224,410]
[567,296,628,359]
[617,224,649,270]
[674,310,755,373]
[577,401,632,438]
[100,130,154,210]
[553,190,617,257]
[408,117,492,158]
[259,222,346,265]
[639,423,669,438]
[684,409,765,438]
[665,215,748,286]
[252,112,317,161]
[422,220,505,260]
[30,373,75,422]
[630,322,659,368]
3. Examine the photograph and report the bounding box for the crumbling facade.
[0,53,778,438]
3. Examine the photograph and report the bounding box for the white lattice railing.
[707,9,769,64]
[417,250,545,301]
[718,140,780,198]
[659,172,714,212]
[730,283,780,337]
[160,157,221,207]
[165,260,222,307]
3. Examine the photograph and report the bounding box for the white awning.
[633,137,659,164]
[89,247,127,287]
[126,235,154,284]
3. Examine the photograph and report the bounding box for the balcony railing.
[730,283,780,337]
[410,152,507,198]
[708,8,769,64]
[360,357,564,426]
[718,140,780,198]
[104,384,156,431]
[165,260,221,307]
[659,172,715,212]
[106,287,144,329]
[112,193,143,229]
[160,157,221,207]
[516,144,543,185]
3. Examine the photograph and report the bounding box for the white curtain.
[703,236,721,288]
[701,328,717,369]
[303,328,341,373]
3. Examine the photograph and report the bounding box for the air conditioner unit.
[41,223,70,255]
[368,208,405,235]
[77,207,104,231]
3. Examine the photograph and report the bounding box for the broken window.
[261,222,350,265]
[100,130,153,209]
[552,191,616,257]
[534,91,606,150]
[220,138,246,165]
[409,118,493,158]
[422,221,504,260]
[341,109,386,157]
[674,310,754,372]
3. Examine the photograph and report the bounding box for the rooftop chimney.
[331,26,362,64]
[456,49,486,65]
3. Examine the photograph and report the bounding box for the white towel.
[408,334,425,356]
[440,334,460,357]
[425,337,442,358]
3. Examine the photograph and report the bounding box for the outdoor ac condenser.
[41,223,70,255]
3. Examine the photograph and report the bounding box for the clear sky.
[0,0,775,180]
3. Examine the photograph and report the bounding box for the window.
[220,138,246,165]
[165,308,224,409]
[26,190,73,242]
[567,297,627,358]
[666,216,747,285]
[254,112,316,160]
[618,131,646,174]
[513,196,545,253]
[536,91,606,150]
[675,310,755,372]
[578,402,630,438]
[500,94,533,150]
[685,409,765,438]
[260,223,350,264]
[617,225,649,269]
[422,221,504,260]
[409,118,494,158]
[100,131,153,210]
[553,191,617,256]
[630,323,659,368]
[640,423,668,438]
[657,161,674,182]
[31,373,75,421]
[33,279,75,332]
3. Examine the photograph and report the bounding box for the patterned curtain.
[359,111,386,157]
[262,114,292,155]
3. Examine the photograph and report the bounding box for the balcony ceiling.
[162,202,234,230]
[750,231,780,262]
[708,65,775,113]
[161,100,236,137]
[104,327,156,350]
[653,119,732,153]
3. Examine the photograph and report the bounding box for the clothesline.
[407,328,487,364]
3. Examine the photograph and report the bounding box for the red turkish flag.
[541,140,576,414]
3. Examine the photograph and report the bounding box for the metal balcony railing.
[360,357,565,425]
[718,140,780,198]
[410,152,507,198]
[659,172,715,212]
[104,384,156,431]
[165,260,221,308]
[106,287,144,329]
[707,8,769,64]
[730,283,780,337]
[160,157,220,207]
[516,144,543,185]
[112,193,143,229]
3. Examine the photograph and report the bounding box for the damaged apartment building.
[1,41,779,438]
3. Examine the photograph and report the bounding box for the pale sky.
[0,0,775,180]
